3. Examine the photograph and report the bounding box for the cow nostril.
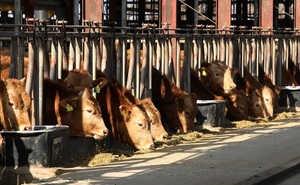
[149,144,155,149]
[163,134,170,140]
[103,129,109,135]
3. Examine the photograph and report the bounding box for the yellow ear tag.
[66,104,73,112]
[202,70,207,76]
[94,85,101,93]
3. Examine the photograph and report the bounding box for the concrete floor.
[19,118,300,185]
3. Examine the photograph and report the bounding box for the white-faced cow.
[196,63,248,121]
[199,61,236,96]
[0,78,32,131]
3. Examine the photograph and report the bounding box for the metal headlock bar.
[0,21,299,125]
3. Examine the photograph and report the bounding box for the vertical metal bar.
[176,39,180,87]
[18,37,25,79]
[75,37,81,69]
[121,37,127,86]
[38,39,44,125]
[9,38,17,78]
[68,39,75,71]
[83,41,90,71]
[126,40,135,90]
[101,39,108,73]
[116,39,122,82]
[155,39,161,70]
[140,40,148,98]
[57,40,63,79]
[135,38,141,98]
[49,40,57,80]
[26,42,34,94]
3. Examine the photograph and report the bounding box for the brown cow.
[63,69,105,93]
[64,69,168,143]
[96,78,155,150]
[115,82,169,142]
[191,67,248,121]
[199,61,236,96]
[190,68,220,100]
[258,65,281,114]
[0,78,32,131]
[140,98,169,141]
[233,67,274,119]
[43,79,109,140]
[152,68,198,134]
[223,89,249,121]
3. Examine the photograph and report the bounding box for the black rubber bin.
[0,125,69,167]
[278,86,300,111]
[67,137,103,159]
[196,100,226,127]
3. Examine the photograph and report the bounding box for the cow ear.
[20,78,26,86]
[119,105,132,121]
[93,77,108,88]
[93,77,108,93]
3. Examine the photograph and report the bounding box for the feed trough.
[0,125,69,167]
[278,86,300,111]
[195,100,226,127]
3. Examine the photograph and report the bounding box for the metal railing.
[1,20,299,125]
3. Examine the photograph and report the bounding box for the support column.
[295,0,300,29]
[161,0,177,29]
[24,0,34,18]
[216,0,231,29]
[83,0,102,22]
[259,0,273,30]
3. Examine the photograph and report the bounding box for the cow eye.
[151,120,155,125]
[185,111,190,116]
[265,98,269,102]
[86,109,93,113]
[215,73,220,77]
[138,122,144,127]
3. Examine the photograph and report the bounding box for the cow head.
[141,98,169,142]
[261,86,275,119]
[0,78,32,131]
[200,61,236,96]
[59,88,108,140]
[224,89,249,121]
[119,104,155,150]
[160,93,197,134]
[248,87,272,119]
[63,69,108,93]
